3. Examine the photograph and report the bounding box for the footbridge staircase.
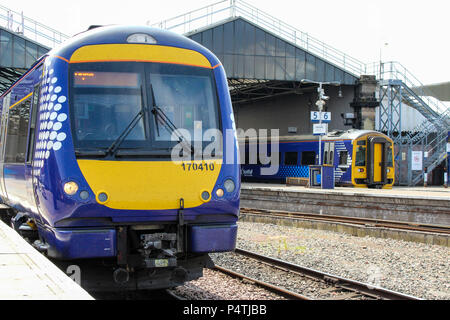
[370,62,449,186]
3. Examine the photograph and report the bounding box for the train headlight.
[201,191,211,202]
[127,33,157,44]
[63,181,79,195]
[216,188,224,197]
[80,191,90,200]
[224,179,235,193]
[97,192,109,203]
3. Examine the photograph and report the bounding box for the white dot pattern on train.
[33,58,68,177]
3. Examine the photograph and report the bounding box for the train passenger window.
[339,151,348,165]
[387,148,393,167]
[284,152,298,166]
[301,151,316,165]
[355,146,366,166]
[5,97,31,163]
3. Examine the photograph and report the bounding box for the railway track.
[213,265,310,300]
[220,248,421,300]
[240,208,450,235]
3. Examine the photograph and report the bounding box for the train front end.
[34,26,240,289]
[351,131,395,189]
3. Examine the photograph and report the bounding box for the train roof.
[47,25,220,68]
[238,129,390,143]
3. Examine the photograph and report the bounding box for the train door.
[0,93,11,201]
[323,142,335,165]
[367,136,390,187]
[373,143,383,182]
[24,84,41,214]
[3,93,33,210]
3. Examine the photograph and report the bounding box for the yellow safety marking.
[9,92,33,109]
[77,159,222,210]
[69,44,212,69]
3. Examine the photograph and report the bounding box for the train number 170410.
[181,162,215,172]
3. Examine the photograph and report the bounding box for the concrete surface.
[0,220,93,300]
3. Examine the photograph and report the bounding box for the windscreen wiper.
[106,86,146,157]
[149,84,194,155]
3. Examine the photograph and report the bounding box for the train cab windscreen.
[69,62,220,156]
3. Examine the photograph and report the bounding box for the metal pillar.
[379,79,405,184]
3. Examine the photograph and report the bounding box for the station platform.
[241,183,450,225]
[0,220,93,300]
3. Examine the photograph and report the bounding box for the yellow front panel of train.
[77,160,222,210]
[69,44,212,68]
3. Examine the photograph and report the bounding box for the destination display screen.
[73,71,139,88]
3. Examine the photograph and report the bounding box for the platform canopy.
[187,17,357,104]
[0,26,50,94]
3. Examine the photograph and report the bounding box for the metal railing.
[0,4,70,48]
[366,61,449,116]
[151,0,366,76]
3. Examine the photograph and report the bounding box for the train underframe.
[1,208,234,291]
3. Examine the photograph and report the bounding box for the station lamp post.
[301,79,341,166]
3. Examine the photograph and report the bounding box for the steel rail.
[233,248,421,300]
[165,289,186,300]
[213,265,310,300]
[240,208,450,235]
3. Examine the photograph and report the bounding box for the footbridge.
[0,4,69,93]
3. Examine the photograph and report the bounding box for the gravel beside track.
[211,252,373,299]
[230,221,449,300]
[172,268,287,300]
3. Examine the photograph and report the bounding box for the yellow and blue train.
[241,130,395,188]
[0,25,240,289]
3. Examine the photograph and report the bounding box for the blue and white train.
[0,25,240,290]
[240,129,395,188]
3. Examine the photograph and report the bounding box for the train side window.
[301,151,316,165]
[284,152,298,166]
[323,151,328,164]
[387,148,393,167]
[357,140,366,146]
[355,146,366,166]
[339,151,348,165]
[5,97,31,163]
[26,84,41,163]
[329,150,334,165]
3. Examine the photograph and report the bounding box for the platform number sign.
[311,111,331,123]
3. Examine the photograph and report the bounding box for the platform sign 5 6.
[311,111,331,123]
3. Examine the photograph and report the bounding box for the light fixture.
[338,87,343,98]
[97,192,108,203]
[201,191,211,201]
[216,189,224,197]
[127,33,157,44]
[80,191,89,200]
[63,181,79,195]
[223,179,236,193]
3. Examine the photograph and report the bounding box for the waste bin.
[309,165,334,189]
